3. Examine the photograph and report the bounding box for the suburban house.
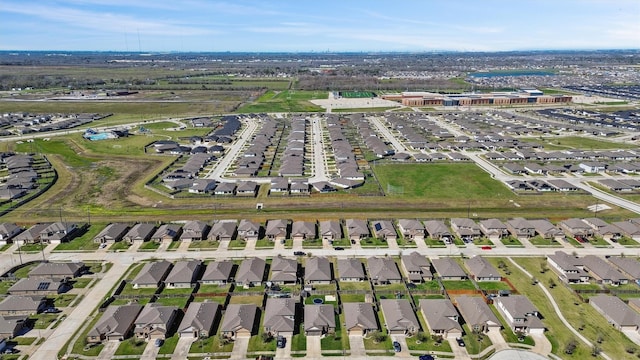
[607,256,640,281]
[506,218,536,240]
[400,252,433,283]
[8,278,66,296]
[86,304,143,343]
[371,220,397,241]
[612,221,640,241]
[0,223,22,245]
[235,257,266,287]
[270,257,299,285]
[236,180,258,196]
[270,177,289,195]
[220,304,257,339]
[590,295,640,331]
[380,299,420,335]
[12,223,49,245]
[123,223,156,243]
[450,218,482,241]
[418,299,463,339]
[304,304,335,336]
[582,255,628,286]
[213,182,236,195]
[151,224,183,243]
[305,256,332,284]
[529,219,564,241]
[397,219,425,241]
[209,220,238,241]
[0,315,29,339]
[431,258,468,280]
[263,298,297,336]
[338,258,366,282]
[367,256,402,285]
[0,296,46,315]
[479,219,509,241]
[423,220,453,242]
[455,295,501,333]
[465,256,501,281]
[494,295,545,335]
[164,260,202,289]
[131,260,173,289]
[559,218,594,240]
[265,219,289,242]
[133,303,179,341]
[179,220,210,242]
[344,302,378,336]
[345,219,369,241]
[39,222,78,244]
[236,219,260,241]
[291,221,316,241]
[200,261,234,285]
[547,251,590,283]
[93,223,130,244]
[28,261,85,282]
[178,301,220,338]
[319,220,342,241]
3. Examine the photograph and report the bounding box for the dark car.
[456,337,465,347]
[393,341,401,352]
[418,356,434,360]
[2,348,18,354]
[334,247,344,250]
[277,336,286,349]
[154,338,164,347]
[44,307,61,314]
[293,251,306,256]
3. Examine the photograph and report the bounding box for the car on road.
[418,356,434,360]
[293,251,306,256]
[481,246,492,250]
[277,336,286,349]
[456,337,465,347]
[154,339,163,347]
[334,247,344,250]
[393,341,401,352]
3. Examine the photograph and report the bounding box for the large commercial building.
[382,89,571,107]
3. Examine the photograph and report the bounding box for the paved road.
[204,118,259,182]
[308,116,329,183]
[368,115,411,154]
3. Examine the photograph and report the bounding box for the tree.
[416,332,428,342]
[592,344,601,357]
[372,331,387,343]
[548,278,556,288]
[261,332,274,343]
[531,276,538,285]
[540,261,548,273]
[564,338,577,354]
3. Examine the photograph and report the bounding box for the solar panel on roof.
[374,223,382,231]
[37,282,50,290]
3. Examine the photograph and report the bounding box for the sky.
[1,0,639,52]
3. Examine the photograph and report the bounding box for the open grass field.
[339,91,375,98]
[520,136,637,150]
[236,90,325,113]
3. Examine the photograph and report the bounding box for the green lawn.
[237,90,324,113]
[412,280,441,291]
[529,136,638,150]
[154,296,190,308]
[109,241,132,251]
[228,239,247,249]
[618,236,640,247]
[441,280,476,291]
[373,163,515,200]
[320,313,349,352]
[477,281,511,291]
[188,240,220,250]
[190,335,234,353]
[138,241,160,251]
[406,334,452,352]
[31,314,60,329]
[70,278,92,289]
[115,338,147,356]
[359,237,389,248]
[513,257,638,358]
[54,294,77,307]
[528,236,561,247]
[158,333,180,354]
[338,280,370,291]
[425,238,447,247]
[501,236,524,247]
[255,239,275,249]
[461,324,493,355]
[339,294,366,302]
[362,331,392,352]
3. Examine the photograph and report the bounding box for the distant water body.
[470,70,554,78]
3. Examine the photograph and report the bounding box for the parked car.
[154,339,163,347]
[481,246,492,250]
[418,356,434,360]
[456,337,465,347]
[393,341,401,352]
[99,243,107,249]
[43,307,61,313]
[277,336,286,349]
[334,246,344,250]
[293,251,306,256]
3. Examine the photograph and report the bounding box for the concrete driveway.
[306,335,321,357]
[275,334,292,358]
[390,334,409,357]
[97,340,120,360]
[140,340,160,360]
[530,333,553,355]
[230,336,250,359]
[349,335,365,356]
[486,328,509,351]
[171,336,196,359]
[447,337,470,360]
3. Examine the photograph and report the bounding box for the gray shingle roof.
[132,260,172,287]
[178,301,219,334]
[304,304,335,332]
[236,257,266,284]
[344,302,378,332]
[264,298,296,333]
[88,304,143,338]
[305,257,332,282]
[419,299,462,334]
[201,261,233,283]
[380,299,420,332]
[338,258,365,279]
[221,304,257,333]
